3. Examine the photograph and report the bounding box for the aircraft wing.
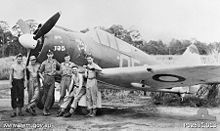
[99,64,220,89]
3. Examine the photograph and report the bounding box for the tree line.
[102,24,220,55]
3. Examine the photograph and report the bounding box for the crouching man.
[57,65,86,117]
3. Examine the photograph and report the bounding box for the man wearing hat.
[84,55,102,117]
[59,53,76,105]
[25,55,40,116]
[57,65,85,117]
[9,53,27,117]
[39,50,60,115]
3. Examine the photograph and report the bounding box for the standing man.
[39,50,60,116]
[57,65,85,117]
[84,55,102,117]
[9,53,27,117]
[59,53,76,105]
[26,56,40,116]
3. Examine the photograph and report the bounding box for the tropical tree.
[0,21,12,57]
[141,40,168,55]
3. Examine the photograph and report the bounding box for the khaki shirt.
[39,59,60,76]
[85,63,102,79]
[60,62,75,76]
[11,63,25,79]
[27,63,40,78]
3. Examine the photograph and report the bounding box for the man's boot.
[87,109,93,116]
[18,107,24,116]
[11,108,16,117]
[69,108,76,114]
[31,107,36,114]
[25,107,30,113]
[57,108,65,117]
[64,108,75,118]
[43,108,50,116]
[29,107,36,116]
[63,112,72,117]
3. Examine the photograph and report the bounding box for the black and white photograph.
[0,0,220,130]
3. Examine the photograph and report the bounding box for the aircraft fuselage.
[37,26,159,68]
[32,26,161,90]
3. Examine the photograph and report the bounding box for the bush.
[150,84,220,107]
[0,56,26,80]
[0,56,15,80]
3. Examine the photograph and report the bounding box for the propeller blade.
[34,12,61,40]
[16,19,30,34]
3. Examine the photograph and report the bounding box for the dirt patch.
[1,98,219,130]
[1,88,220,130]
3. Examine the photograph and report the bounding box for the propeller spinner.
[18,34,37,49]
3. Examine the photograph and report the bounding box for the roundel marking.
[152,74,186,82]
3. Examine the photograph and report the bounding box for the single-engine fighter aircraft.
[17,12,220,108]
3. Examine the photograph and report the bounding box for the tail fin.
[176,44,202,65]
[182,44,200,56]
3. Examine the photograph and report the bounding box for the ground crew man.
[59,53,76,105]
[9,53,27,117]
[25,56,40,116]
[57,65,85,117]
[84,55,102,117]
[39,50,60,116]
[63,66,86,117]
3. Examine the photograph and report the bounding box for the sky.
[1,0,220,43]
